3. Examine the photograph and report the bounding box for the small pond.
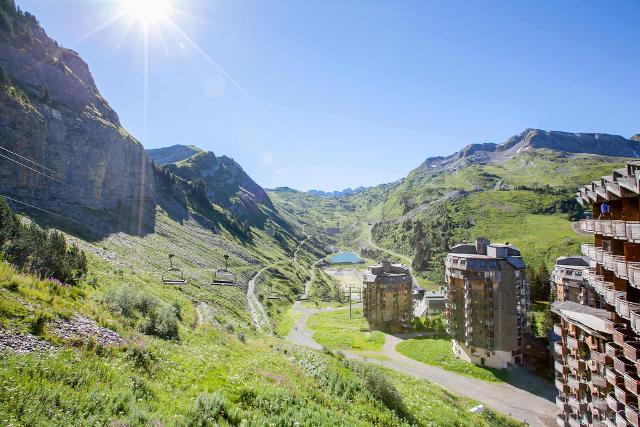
[328,251,364,264]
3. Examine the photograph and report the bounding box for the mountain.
[307,187,368,197]
[631,134,640,142]
[146,144,203,165]
[147,145,273,225]
[418,129,640,174]
[0,1,155,233]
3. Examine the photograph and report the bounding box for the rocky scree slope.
[0,1,155,232]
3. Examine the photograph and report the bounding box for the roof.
[555,256,590,268]
[551,301,613,335]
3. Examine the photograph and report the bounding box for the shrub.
[236,332,245,343]
[153,305,179,340]
[184,391,243,426]
[224,323,234,333]
[126,340,157,371]
[29,313,48,336]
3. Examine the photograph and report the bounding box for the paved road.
[287,303,557,427]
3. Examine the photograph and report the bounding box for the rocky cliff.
[0,1,155,234]
[147,146,272,224]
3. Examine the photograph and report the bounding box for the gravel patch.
[52,315,124,346]
[0,330,57,354]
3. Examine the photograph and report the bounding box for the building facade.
[445,238,530,369]
[551,256,598,307]
[362,261,413,331]
[551,161,640,427]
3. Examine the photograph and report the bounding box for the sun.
[121,0,170,24]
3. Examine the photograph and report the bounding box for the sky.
[16,0,640,191]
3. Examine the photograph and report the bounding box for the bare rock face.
[51,315,124,346]
[0,2,155,234]
[0,329,56,354]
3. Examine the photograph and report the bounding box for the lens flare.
[122,0,170,24]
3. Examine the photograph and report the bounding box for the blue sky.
[16,0,640,191]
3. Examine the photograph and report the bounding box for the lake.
[328,251,364,264]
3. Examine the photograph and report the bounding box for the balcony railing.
[618,410,631,427]
[591,371,608,388]
[614,220,628,239]
[580,219,595,233]
[604,251,616,271]
[608,392,624,412]
[615,257,630,279]
[629,264,640,289]
[613,324,631,346]
[581,243,596,259]
[596,248,605,264]
[624,372,640,396]
[617,297,640,321]
[623,340,640,362]
[555,360,569,374]
[632,311,640,335]
[618,176,639,193]
[613,355,636,376]
[626,404,640,427]
[554,324,565,337]
[568,395,587,412]
[591,349,610,365]
[556,378,570,394]
[607,288,627,307]
[556,395,570,412]
[615,384,633,405]
[555,342,568,356]
[629,222,640,243]
[567,375,588,392]
[567,415,582,427]
[567,355,586,373]
[607,368,625,387]
[567,336,583,351]
[556,415,568,427]
[606,342,624,358]
[592,396,608,412]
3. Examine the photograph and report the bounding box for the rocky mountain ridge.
[418,129,640,174]
[307,187,368,197]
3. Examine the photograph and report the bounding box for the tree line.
[0,197,87,284]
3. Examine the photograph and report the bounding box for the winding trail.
[287,303,557,427]
[246,236,310,333]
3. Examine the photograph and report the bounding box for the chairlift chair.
[266,282,281,300]
[211,255,238,286]
[162,254,187,285]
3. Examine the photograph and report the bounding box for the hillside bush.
[184,391,243,426]
[0,197,87,284]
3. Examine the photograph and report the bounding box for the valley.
[0,1,638,426]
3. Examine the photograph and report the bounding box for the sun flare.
[121,0,170,24]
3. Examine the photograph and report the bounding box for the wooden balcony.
[617,297,640,321]
[580,219,596,233]
[567,415,582,427]
[597,220,614,236]
[567,355,586,373]
[557,415,569,427]
[618,410,632,427]
[582,243,596,259]
[607,288,626,307]
[632,311,640,335]
[591,349,611,365]
[555,341,569,356]
[614,325,632,346]
[615,384,633,405]
[608,392,625,411]
[568,395,587,412]
[567,375,588,392]
[556,395,570,413]
[608,182,623,198]
[623,340,640,362]
[604,251,617,271]
[625,372,640,395]
[592,371,608,388]
[629,222,640,243]
[619,176,639,193]
[556,378,570,394]
[554,324,565,337]
[613,355,636,375]
[614,220,629,240]
[615,257,631,280]
[555,360,569,375]
[607,342,624,358]
[608,368,625,387]
[626,404,640,427]
[567,336,582,351]
[628,264,640,289]
[592,396,608,412]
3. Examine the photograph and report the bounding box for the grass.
[396,337,508,383]
[307,307,385,352]
[273,304,301,337]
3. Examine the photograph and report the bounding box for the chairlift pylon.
[162,254,187,285]
[211,254,238,286]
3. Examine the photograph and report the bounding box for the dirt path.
[246,237,310,333]
[286,303,556,427]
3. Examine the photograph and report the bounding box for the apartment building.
[362,261,413,331]
[552,161,640,427]
[445,238,530,369]
[551,256,598,307]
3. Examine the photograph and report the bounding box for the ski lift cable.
[0,146,59,175]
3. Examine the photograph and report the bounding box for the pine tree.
[40,85,51,104]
